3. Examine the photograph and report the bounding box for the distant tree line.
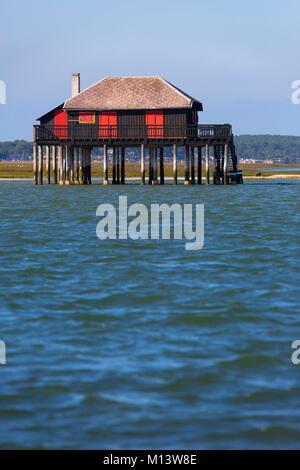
[234,135,300,162]
[0,140,33,160]
[1,136,300,163]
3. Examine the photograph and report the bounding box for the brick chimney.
[71,73,80,98]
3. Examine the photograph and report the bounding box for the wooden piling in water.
[173,144,177,185]
[184,145,190,185]
[33,143,38,185]
[141,144,145,185]
[38,145,43,185]
[205,144,210,185]
[159,147,164,184]
[197,146,202,184]
[191,146,195,184]
[121,147,125,184]
[103,144,109,185]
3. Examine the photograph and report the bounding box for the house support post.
[45,145,50,184]
[223,143,228,185]
[79,148,83,184]
[65,145,70,184]
[87,147,92,184]
[191,146,195,184]
[141,144,145,185]
[33,143,38,185]
[159,147,164,184]
[173,143,177,185]
[184,145,190,185]
[38,145,43,185]
[121,147,125,184]
[52,145,57,184]
[205,144,210,184]
[148,148,153,184]
[152,148,158,185]
[112,147,117,184]
[103,144,109,185]
[197,146,202,184]
[116,147,120,183]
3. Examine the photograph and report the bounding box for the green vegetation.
[0,140,33,160]
[1,135,300,163]
[235,135,300,163]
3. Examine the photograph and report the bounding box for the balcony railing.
[34,124,232,142]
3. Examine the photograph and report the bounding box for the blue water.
[0,180,299,449]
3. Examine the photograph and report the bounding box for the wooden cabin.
[33,74,243,185]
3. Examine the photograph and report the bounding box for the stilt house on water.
[33,74,243,185]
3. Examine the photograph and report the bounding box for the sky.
[0,0,300,140]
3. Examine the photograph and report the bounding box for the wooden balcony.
[33,124,233,145]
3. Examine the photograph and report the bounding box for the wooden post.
[38,145,43,185]
[70,146,74,183]
[45,145,50,184]
[65,145,70,184]
[184,145,190,185]
[103,144,109,185]
[148,148,153,184]
[141,144,145,185]
[57,146,63,184]
[33,143,38,185]
[159,147,164,184]
[205,144,210,184]
[79,148,83,184]
[81,148,86,184]
[191,146,195,184]
[52,146,57,184]
[121,147,125,184]
[224,143,228,185]
[152,148,158,184]
[112,147,117,184]
[116,147,120,183]
[74,147,79,184]
[173,143,177,185]
[197,146,202,184]
[87,148,92,184]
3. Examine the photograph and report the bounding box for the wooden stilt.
[87,148,92,184]
[141,144,145,185]
[152,148,158,185]
[81,148,86,184]
[121,147,125,184]
[38,145,43,185]
[112,147,117,184]
[205,144,210,184]
[65,146,70,184]
[70,147,74,183]
[184,145,190,185]
[116,147,120,183]
[197,146,202,184]
[74,147,79,183]
[57,146,63,184]
[191,146,195,184]
[79,148,83,184]
[159,147,164,184]
[173,143,177,185]
[45,145,50,184]
[224,143,228,185]
[52,146,57,184]
[148,148,153,184]
[33,143,38,185]
[103,144,109,185]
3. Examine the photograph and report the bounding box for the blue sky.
[0,0,299,140]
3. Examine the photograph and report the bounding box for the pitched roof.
[63,76,203,111]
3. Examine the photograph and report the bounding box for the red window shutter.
[146,111,163,138]
[79,111,95,124]
[99,111,117,138]
[54,109,68,139]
